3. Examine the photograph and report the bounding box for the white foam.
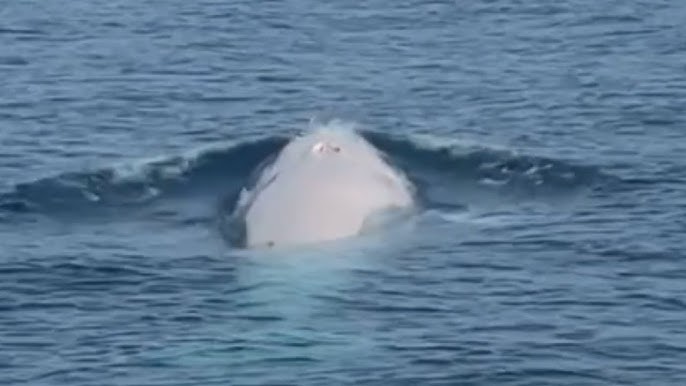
[406,131,514,156]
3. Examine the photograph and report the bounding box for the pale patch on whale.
[234,124,416,248]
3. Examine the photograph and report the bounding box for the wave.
[364,131,610,211]
[0,136,288,216]
[0,130,611,222]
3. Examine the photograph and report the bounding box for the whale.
[231,127,416,248]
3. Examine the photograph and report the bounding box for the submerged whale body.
[232,127,416,248]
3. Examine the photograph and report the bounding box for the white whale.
[235,127,416,248]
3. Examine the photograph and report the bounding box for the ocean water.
[2,0,686,385]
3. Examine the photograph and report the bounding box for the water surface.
[2,0,686,385]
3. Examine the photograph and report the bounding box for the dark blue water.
[2,1,686,384]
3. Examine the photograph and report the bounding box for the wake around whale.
[231,125,417,248]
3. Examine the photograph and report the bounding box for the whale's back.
[241,129,415,248]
